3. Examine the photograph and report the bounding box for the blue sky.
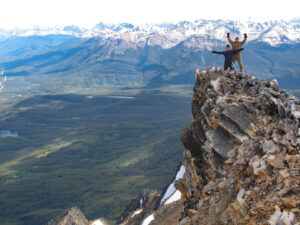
[0,0,299,29]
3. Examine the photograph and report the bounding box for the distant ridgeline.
[49,68,300,225]
[0,19,300,97]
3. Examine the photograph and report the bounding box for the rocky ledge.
[175,67,300,225]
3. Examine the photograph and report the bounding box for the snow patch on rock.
[91,219,104,225]
[160,165,185,205]
[141,214,154,225]
[132,209,143,218]
[164,190,182,205]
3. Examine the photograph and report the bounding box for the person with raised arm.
[212,44,244,76]
[227,33,247,73]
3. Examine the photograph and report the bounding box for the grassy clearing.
[0,139,73,176]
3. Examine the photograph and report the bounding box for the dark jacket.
[212,48,243,64]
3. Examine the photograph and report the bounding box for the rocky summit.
[175,67,300,225]
[47,67,300,225]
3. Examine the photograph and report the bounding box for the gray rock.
[201,100,214,118]
[263,140,280,154]
[179,218,188,225]
[196,199,204,209]
[221,81,232,95]
[242,101,257,115]
[206,127,237,158]
[222,105,253,135]
[47,207,89,225]
[267,88,280,97]
[278,104,287,117]
[216,117,249,143]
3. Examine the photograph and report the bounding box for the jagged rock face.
[119,189,183,225]
[120,165,185,225]
[175,67,300,225]
[119,190,161,225]
[47,207,89,225]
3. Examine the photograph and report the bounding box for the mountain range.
[0,18,300,97]
[2,19,300,46]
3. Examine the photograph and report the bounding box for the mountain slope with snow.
[1,19,300,47]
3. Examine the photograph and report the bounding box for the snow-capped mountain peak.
[0,19,299,47]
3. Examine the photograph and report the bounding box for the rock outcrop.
[175,67,300,225]
[47,207,89,225]
[46,207,106,225]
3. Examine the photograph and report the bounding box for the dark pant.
[224,62,235,71]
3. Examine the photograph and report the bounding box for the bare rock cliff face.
[175,67,300,225]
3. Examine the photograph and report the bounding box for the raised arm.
[227,33,234,45]
[240,33,247,45]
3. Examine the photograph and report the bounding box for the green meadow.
[0,87,192,225]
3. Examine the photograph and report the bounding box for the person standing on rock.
[227,33,247,73]
[212,44,244,76]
